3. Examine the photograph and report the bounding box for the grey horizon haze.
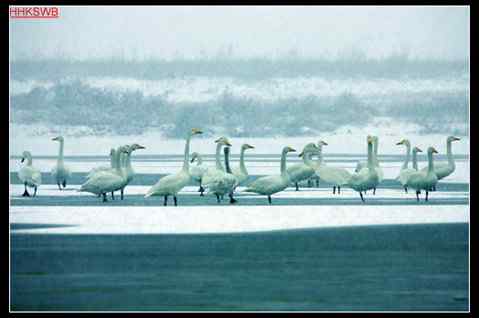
[10,5,469,61]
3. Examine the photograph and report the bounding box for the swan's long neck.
[280,149,289,177]
[224,148,232,174]
[402,144,411,170]
[215,143,224,171]
[110,151,117,169]
[114,151,123,175]
[303,151,315,166]
[124,152,133,174]
[427,151,434,173]
[367,142,374,171]
[57,140,64,164]
[316,145,324,165]
[447,140,455,169]
[239,148,248,175]
[182,135,192,172]
[196,154,203,165]
[26,155,33,166]
[373,139,379,166]
[412,151,419,170]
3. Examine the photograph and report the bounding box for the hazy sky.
[10,6,469,60]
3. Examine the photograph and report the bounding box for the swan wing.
[80,171,124,194]
[245,175,287,195]
[18,166,42,187]
[316,166,351,186]
[421,164,454,180]
[145,171,190,197]
[287,163,315,183]
[398,168,416,186]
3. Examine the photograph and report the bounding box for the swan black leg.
[229,193,237,204]
[22,183,30,197]
[425,191,429,201]
[295,183,299,191]
[359,191,365,202]
[338,186,341,194]
[57,182,62,191]
[268,195,272,204]
[373,187,376,195]
[416,190,420,202]
[216,194,220,203]
[62,180,67,189]
[316,179,320,187]
[120,189,124,200]
[199,185,205,196]
[111,192,115,200]
[307,179,312,187]
[102,193,107,202]
[173,196,178,206]
[33,186,37,197]
[333,186,336,194]
[404,187,408,193]
[164,196,168,206]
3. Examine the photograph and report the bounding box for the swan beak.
[137,145,146,149]
[453,137,461,141]
[246,144,255,149]
[396,140,403,145]
[298,151,304,157]
[52,137,58,141]
[416,148,423,152]
[21,157,25,163]
[225,140,232,146]
[192,128,203,135]
[288,147,296,152]
[432,148,438,154]
[322,141,328,146]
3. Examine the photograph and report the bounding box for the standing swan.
[121,143,146,199]
[190,152,207,196]
[244,146,296,204]
[232,144,255,186]
[347,136,379,202]
[18,151,42,197]
[406,147,439,201]
[314,140,351,194]
[145,128,202,206]
[396,139,413,193]
[51,136,71,190]
[202,136,232,202]
[421,136,460,189]
[79,146,129,202]
[287,143,320,191]
[355,135,383,194]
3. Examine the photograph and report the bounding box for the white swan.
[79,146,129,202]
[86,148,117,179]
[51,136,71,190]
[420,136,460,189]
[203,137,237,203]
[396,139,421,193]
[244,146,296,204]
[355,135,383,194]
[190,152,208,196]
[205,146,238,204]
[286,143,320,191]
[347,135,379,202]
[18,151,42,197]
[412,146,421,171]
[144,128,202,206]
[120,143,145,199]
[232,143,255,186]
[406,146,439,201]
[314,140,352,194]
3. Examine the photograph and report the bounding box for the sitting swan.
[314,140,351,194]
[244,146,296,204]
[286,143,320,191]
[87,148,117,179]
[420,136,460,190]
[406,147,439,201]
[79,146,129,202]
[145,128,202,206]
[347,135,379,202]
[18,151,42,197]
[190,152,208,196]
[232,144,255,186]
[51,136,71,190]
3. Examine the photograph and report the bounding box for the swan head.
[318,140,328,146]
[191,128,203,136]
[299,143,320,157]
[129,143,146,151]
[448,136,461,143]
[20,151,31,163]
[413,147,423,153]
[109,148,116,156]
[215,136,232,146]
[242,144,255,150]
[284,146,296,153]
[52,136,64,142]
[428,147,438,154]
[190,152,200,163]
[367,135,374,144]
[396,139,410,146]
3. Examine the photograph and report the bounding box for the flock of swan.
[17,129,461,205]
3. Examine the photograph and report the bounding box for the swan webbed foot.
[267,196,272,204]
[199,186,205,196]
[173,196,178,206]
[22,190,30,197]
[102,193,108,202]
[229,193,237,204]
